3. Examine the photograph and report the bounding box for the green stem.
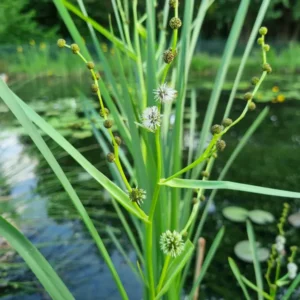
[146,129,163,299]
[157,255,171,293]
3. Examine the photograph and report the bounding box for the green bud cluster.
[104,119,113,129]
[201,171,210,178]
[211,124,222,135]
[216,139,226,152]
[87,61,95,70]
[163,48,176,64]
[71,43,80,54]
[251,76,260,85]
[107,152,115,163]
[91,83,98,93]
[169,17,182,29]
[248,102,256,111]
[169,0,178,8]
[259,26,268,35]
[262,63,272,73]
[244,92,253,101]
[113,136,122,146]
[222,118,232,127]
[277,203,290,235]
[57,39,66,48]
[100,108,109,117]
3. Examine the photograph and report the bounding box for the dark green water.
[0,75,300,299]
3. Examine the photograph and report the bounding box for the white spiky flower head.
[160,230,185,258]
[141,106,161,132]
[287,262,298,279]
[153,83,177,103]
[276,235,286,245]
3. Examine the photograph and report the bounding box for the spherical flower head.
[153,83,177,103]
[163,48,176,64]
[276,235,286,245]
[71,43,80,54]
[275,242,285,253]
[160,230,185,258]
[216,139,226,152]
[169,17,182,30]
[141,106,161,132]
[259,26,268,36]
[128,188,146,206]
[287,262,298,279]
[57,39,66,48]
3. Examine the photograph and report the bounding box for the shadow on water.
[0,75,300,299]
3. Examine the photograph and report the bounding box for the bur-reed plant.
[1,0,300,299]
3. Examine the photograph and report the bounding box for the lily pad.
[288,212,300,228]
[234,240,270,263]
[222,206,249,222]
[248,210,275,225]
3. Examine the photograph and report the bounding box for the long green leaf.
[246,220,264,300]
[282,273,300,300]
[228,257,251,300]
[155,240,195,299]
[62,0,136,60]
[15,95,148,222]
[160,179,300,199]
[188,227,225,298]
[0,216,74,300]
[0,81,129,299]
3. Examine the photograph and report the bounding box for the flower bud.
[169,17,182,30]
[211,124,222,135]
[263,44,270,52]
[113,136,122,146]
[100,108,109,117]
[262,63,272,73]
[201,171,210,178]
[163,48,175,64]
[57,39,66,48]
[248,102,256,111]
[104,119,113,128]
[259,26,268,36]
[87,61,95,70]
[244,92,253,101]
[107,153,115,163]
[94,72,100,80]
[222,118,233,127]
[251,76,260,85]
[257,37,263,45]
[200,195,206,201]
[216,139,226,152]
[91,83,98,93]
[169,0,178,8]
[71,43,80,54]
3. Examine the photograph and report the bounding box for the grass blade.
[188,227,225,298]
[246,220,264,300]
[160,179,300,199]
[0,81,129,299]
[282,273,300,300]
[228,257,251,300]
[0,216,74,300]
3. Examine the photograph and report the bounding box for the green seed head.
[169,0,178,8]
[262,63,272,73]
[94,72,100,80]
[169,17,182,30]
[70,43,80,54]
[100,108,109,117]
[259,26,268,36]
[57,39,66,48]
[87,61,95,70]
[107,153,115,163]
[201,171,210,178]
[104,119,113,129]
[222,118,233,127]
[163,48,175,64]
[251,76,260,85]
[113,136,122,146]
[200,195,206,201]
[211,124,222,135]
[244,92,253,101]
[91,83,98,93]
[264,44,270,52]
[257,37,263,45]
[129,188,146,206]
[192,197,198,204]
[248,102,256,111]
[216,139,226,152]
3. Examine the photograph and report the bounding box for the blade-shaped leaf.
[0,216,74,300]
[246,220,264,300]
[228,257,251,300]
[160,179,300,199]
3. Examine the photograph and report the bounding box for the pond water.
[0,75,300,299]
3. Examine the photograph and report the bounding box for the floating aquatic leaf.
[248,210,274,225]
[288,212,300,228]
[222,206,249,222]
[234,240,269,263]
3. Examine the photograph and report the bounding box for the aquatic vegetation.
[1,0,300,299]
